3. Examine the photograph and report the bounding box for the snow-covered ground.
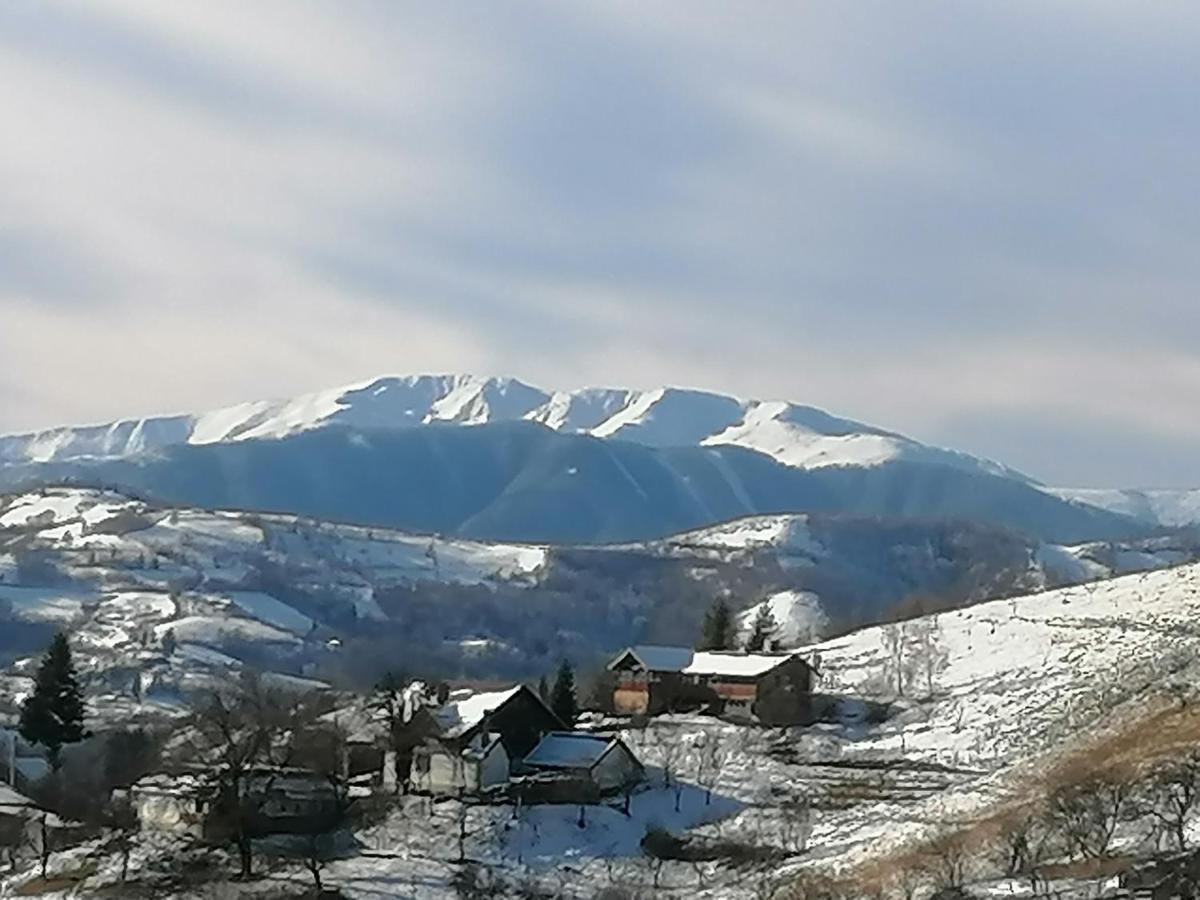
[0,487,556,720]
[6,563,1200,898]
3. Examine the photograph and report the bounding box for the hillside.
[1,487,1195,726]
[6,549,1199,897]
[0,423,1141,546]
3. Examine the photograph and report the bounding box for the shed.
[522,732,643,794]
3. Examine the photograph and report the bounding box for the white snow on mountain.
[0,374,1020,479]
[736,589,829,647]
[1050,486,1200,527]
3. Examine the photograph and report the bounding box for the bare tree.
[1141,752,1200,852]
[881,624,907,697]
[1047,773,1133,860]
[920,832,969,890]
[907,617,950,699]
[778,795,813,856]
[654,734,685,812]
[992,809,1053,893]
[181,672,324,878]
[696,735,728,806]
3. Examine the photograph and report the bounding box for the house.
[410,730,510,796]
[608,645,817,723]
[408,685,563,795]
[123,767,345,839]
[521,732,643,796]
[122,772,208,838]
[1120,848,1200,899]
[0,781,66,862]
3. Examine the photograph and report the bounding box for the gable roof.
[436,685,525,738]
[609,645,802,679]
[523,732,636,771]
[0,782,35,811]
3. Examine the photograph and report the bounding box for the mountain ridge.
[0,373,1026,482]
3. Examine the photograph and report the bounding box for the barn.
[608,645,817,723]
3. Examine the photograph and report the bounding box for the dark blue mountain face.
[0,421,1141,545]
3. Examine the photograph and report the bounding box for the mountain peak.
[0,374,1016,483]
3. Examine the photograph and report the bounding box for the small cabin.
[123,768,344,839]
[522,732,643,796]
[608,645,817,724]
[411,731,510,795]
[0,782,66,863]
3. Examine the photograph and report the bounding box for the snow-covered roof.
[611,645,801,678]
[0,782,36,810]
[436,686,524,738]
[523,732,628,771]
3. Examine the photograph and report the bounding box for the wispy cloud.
[1,1,1198,486]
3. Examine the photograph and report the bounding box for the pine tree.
[699,598,735,651]
[536,675,550,704]
[745,603,779,652]
[19,633,86,767]
[549,659,578,727]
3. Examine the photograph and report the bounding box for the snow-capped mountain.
[0,374,1021,480]
[1047,486,1200,527]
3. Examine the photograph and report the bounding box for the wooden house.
[608,645,817,724]
[409,685,563,795]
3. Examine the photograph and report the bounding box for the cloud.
[0,1,1198,486]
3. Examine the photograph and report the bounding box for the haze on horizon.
[2,2,1198,488]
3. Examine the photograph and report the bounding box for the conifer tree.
[745,603,779,652]
[19,633,86,767]
[699,598,735,651]
[549,659,578,727]
[536,675,550,704]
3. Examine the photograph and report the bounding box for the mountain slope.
[0,374,1021,481]
[0,423,1139,545]
[1048,486,1200,527]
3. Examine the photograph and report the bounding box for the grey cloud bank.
[0,1,1197,487]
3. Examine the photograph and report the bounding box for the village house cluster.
[2,643,818,856]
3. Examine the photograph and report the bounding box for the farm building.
[0,781,67,862]
[408,684,563,795]
[122,768,345,839]
[608,645,817,723]
[521,732,643,795]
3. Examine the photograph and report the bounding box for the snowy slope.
[1049,486,1200,527]
[0,373,1020,480]
[1,486,1193,736]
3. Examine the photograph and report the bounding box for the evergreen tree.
[745,603,779,652]
[536,675,550,704]
[549,659,578,727]
[19,633,86,767]
[698,598,735,651]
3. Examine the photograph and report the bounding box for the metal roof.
[610,644,799,678]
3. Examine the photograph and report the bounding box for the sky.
[1,1,1198,488]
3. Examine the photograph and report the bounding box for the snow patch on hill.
[737,589,829,647]
[1050,486,1200,527]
